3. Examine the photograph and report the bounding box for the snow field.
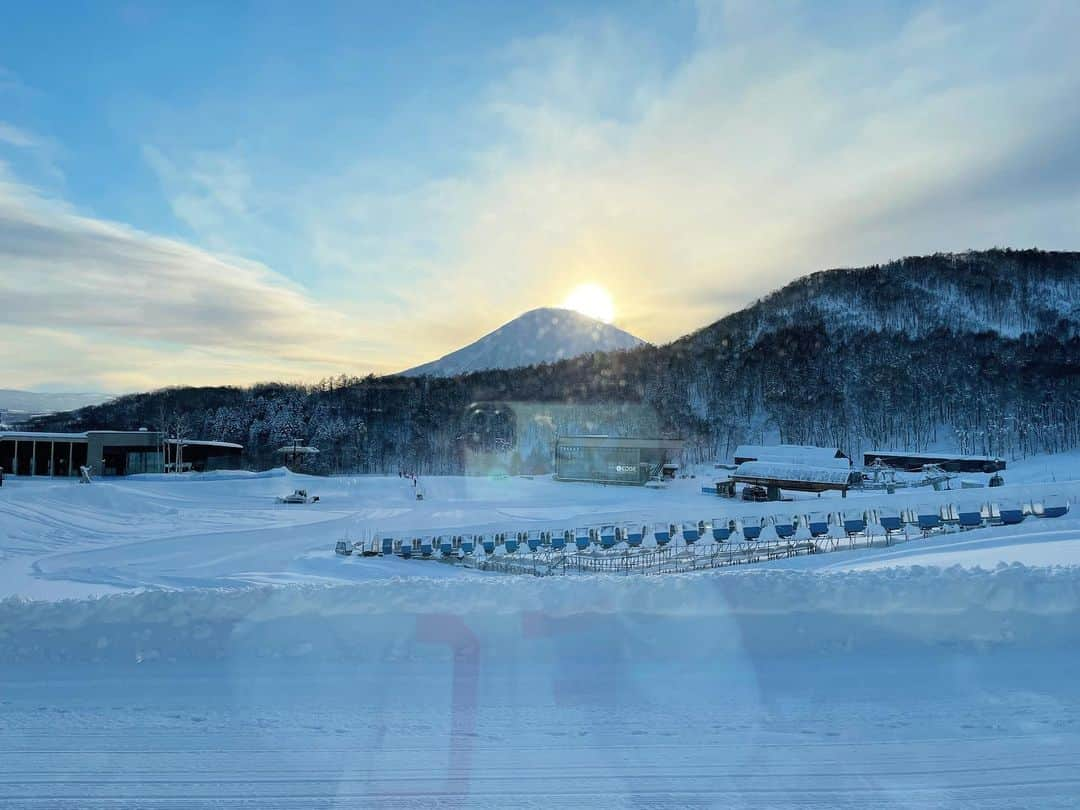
[1,454,1080,807]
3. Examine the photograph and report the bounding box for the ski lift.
[334,540,352,556]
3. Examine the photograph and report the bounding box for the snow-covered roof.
[166,439,243,450]
[0,431,89,441]
[864,450,1003,463]
[734,461,859,486]
[734,444,850,468]
[275,445,320,455]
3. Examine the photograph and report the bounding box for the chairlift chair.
[842,510,866,537]
[740,516,763,542]
[600,525,618,550]
[995,502,1024,525]
[807,513,831,538]
[877,507,904,535]
[916,505,942,533]
[957,504,984,530]
[653,522,671,546]
[772,514,796,540]
[1042,495,1069,519]
[712,518,733,543]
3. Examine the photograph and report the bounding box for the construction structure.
[555,435,684,485]
[731,460,863,498]
[0,430,242,477]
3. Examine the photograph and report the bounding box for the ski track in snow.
[2,455,1080,807]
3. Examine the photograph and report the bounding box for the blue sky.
[2,1,1079,391]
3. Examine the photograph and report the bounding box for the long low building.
[733,444,851,468]
[0,430,242,477]
[863,450,1005,473]
[555,435,684,485]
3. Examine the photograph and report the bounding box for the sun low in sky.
[562,283,615,324]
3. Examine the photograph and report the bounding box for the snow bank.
[4,565,1079,665]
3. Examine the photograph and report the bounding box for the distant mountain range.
[0,390,111,420]
[31,249,1080,474]
[402,307,646,376]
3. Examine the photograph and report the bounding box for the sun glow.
[562,283,615,323]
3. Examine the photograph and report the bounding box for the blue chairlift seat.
[625,526,644,547]
[1042,497,1069,519]
[600,526,617,549]
[842,511,866,536]
[653,523,671,546]
[681,522,700,544]
[957,506,983,530]
[712,519,732,542]
[772,515,795,539]
[741,518,762,541]
[878,510,903,534]
[997,504,1024,525]
[917,507,942,532]
[807,514,830,538]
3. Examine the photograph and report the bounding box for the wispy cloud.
[0,161,395,391]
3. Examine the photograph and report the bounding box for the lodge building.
[0,430,242,477]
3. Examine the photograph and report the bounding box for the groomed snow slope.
[2,454,1080,807]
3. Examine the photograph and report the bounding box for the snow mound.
[4,565,1080,664]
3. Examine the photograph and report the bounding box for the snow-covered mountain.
[402,307,646,377]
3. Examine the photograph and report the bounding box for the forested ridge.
[31,249,1080,473]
